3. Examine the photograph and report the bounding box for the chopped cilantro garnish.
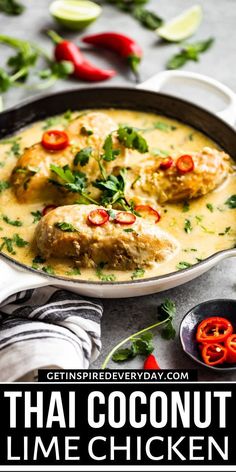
[131,267,145,279]
[2,215,22,226]
[74,146,93,167]
[54,222,78,232]
[184,219,192,233]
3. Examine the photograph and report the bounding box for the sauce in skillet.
[0,109,235,282]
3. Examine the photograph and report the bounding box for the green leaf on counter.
[0,0,24,15]
[112,332,154,362]
[158,299,176,340]
[133,6,163,30]
[167,38,214,70]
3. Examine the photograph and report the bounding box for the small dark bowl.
[180,299,236,372]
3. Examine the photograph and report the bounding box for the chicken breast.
[36,204,179,269]
[11,112,118,202]
[11,143,74,202]
[127,147,230,204]
[67,111,117,150]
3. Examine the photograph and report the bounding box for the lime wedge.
[156,5,203,42]
[50,0,102,30]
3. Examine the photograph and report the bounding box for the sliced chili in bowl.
[226,334,236,363]
[134,205,161,223]
[176,154,194,173]
[87,209,109,226]
[196,317,233,344]
[41,130,69,151]
[201,343,227,366]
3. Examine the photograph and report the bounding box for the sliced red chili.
[144,354,160,370]
[196,317,233,344]
[41,130,69,151]
[176,154,194,173]
[160,157,173,170]
[135,205,161,223]
[201,343,227,366]
[42,205,57,216]
[87,209,109,226]
[226,334,236,363]
[114,212,136,225]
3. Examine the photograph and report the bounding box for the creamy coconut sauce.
[0,109,235,282]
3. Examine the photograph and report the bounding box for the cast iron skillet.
[0,71,235,300]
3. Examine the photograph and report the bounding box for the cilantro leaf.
[54,221,78,232]
[42,265,55,275]
[225,195,236,209]
[206,203,214,212]
[2,214,22,226]
[133,6,163,30]
[153,121,176,132]
[118,126,148,153]
[74,147,93,167]
[176,261,192,270]
[158,299,176,340]
[112,332,154,363]
[184,219,192,233]
[0,180,10,192]
[96,264,116,282]
[131,267,145,279]
[0,0,24,15]
[102,134,120,162]
[167,38,214,70]
[31,210,42,223]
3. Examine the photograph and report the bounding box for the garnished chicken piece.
[36,204,179,269]
[11,112,118,202]
[127,147,230,203]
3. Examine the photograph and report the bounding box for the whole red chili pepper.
[48,30,116,82]
[82,32,142,79]
[143,354,160,370]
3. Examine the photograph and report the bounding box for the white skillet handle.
[0,258,48,305]
[138,70,236,127]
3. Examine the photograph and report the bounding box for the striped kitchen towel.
[0,286,103,382]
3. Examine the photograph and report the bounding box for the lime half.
[156,5,203,42]
[50,0,102,30]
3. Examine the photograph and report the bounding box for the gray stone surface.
[0,0,235,379]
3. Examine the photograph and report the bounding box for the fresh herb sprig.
[102,299,176,368]
[0,35,38,92]
[93,168,132,210]
[49,164,98,205]
[167,38,214,70]
[0,0,24,15]
[106,0,163,30]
